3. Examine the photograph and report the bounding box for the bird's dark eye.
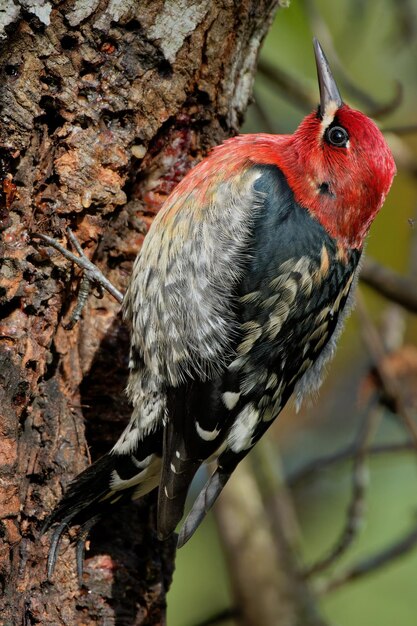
[325,125,349,147]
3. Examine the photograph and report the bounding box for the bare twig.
[302,0,401,117]
[253,87,277,134]
[356,294,417,449]
[306,212,417,590]
[191,608,240,626]
[214,456,330,626]
[360,258,417,314]
[391,0,417,48]
[382,124,417,135]
[288,441,414,488]
[365,82,403,120]
[251,438,302,552]
[407,203,417,279]
[302,405,382,578]
[316,519,417,594]
[257,59,315,112]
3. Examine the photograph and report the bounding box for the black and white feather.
[44,163,361,570]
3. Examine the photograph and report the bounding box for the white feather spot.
[228,403,259,452]
[196,421,221,441]
[222,391,240,410]
[131,454,153,470]
[109,457,162,493]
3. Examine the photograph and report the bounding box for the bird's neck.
[231,134,378,250]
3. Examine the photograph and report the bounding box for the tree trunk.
[0,1,281,623]
[214,443,331,626]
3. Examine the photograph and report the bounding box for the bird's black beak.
[313,38,343,120]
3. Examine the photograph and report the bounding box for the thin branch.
[382,124,417,135]
[258,6,401,122]
[407,203,417,280]
[302,405,382,578]
[390,0,417,48]
[360,258,417,314]
[288,441,414,488]
[257,59,315,112]
[365,82,403,120]
[356,294,417,449]
[214,456,330,626]
[302,0,401,117]
[316,520,417,594]
[252,87,277,134]
[191,608,240,626]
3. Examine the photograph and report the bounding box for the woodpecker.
[43,40,396,574]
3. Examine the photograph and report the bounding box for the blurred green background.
[168,1,417,624]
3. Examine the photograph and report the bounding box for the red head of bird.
[167,39,396,251]
[285,39,396,248]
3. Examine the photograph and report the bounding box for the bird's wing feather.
[123,166,265,387]
[173,164,361,544]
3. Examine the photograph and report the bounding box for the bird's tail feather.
[42,431,163,577]
[177,468,231,548]
[42,453,129,578]
[42,454,118,535]
[157,418,201,540]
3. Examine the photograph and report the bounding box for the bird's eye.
[325,125,348,147]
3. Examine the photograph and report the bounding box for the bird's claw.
[32,228,124,326]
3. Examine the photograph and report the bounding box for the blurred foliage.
[168,1,417,625]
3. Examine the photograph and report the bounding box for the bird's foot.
[32,228,124,327]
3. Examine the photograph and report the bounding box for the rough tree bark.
[0,1,283,624]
